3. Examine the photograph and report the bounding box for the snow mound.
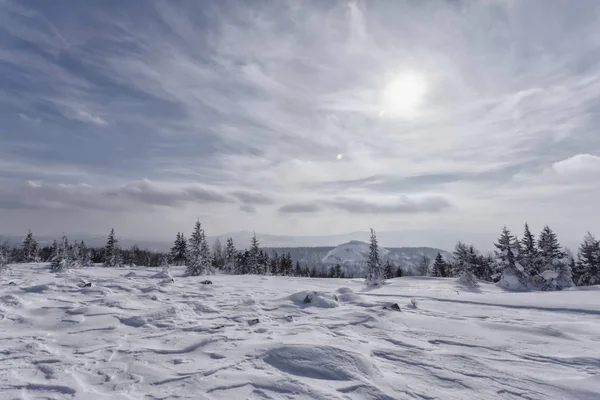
[457,272,479,288]
[289,291,338,308]
[152,268,172,279]
[262,345,375,380]
[0,294,24,308]
[124,272,137,278]
[335,287,361,302]
[498,273,529,291]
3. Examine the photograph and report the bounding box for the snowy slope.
[1,264,600,399]
[322,240,391,264]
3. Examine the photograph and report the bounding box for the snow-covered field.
[1,264,599,399]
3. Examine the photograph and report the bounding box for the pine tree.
[383,260,394,280]
[50,236,72,272]
[21,230,38,263]
[494,227,527,288]
[280,253,293,276]
[103,229,122,267]
[223,238,237,274]
[416,254,430,276]
[170,233,187,266]
[333,263,344,278]
[328,265,335,278]
[79,241,92,268]
[431,252,447,277]
[186,220,211,276]
[70,241,81,268]
[536,226,570,290]
[575,232,600,286]
[452,242,477,283]
[247,233,261,275]
[258,249,269,275]
[294,261,303,277]
[365,229,383,286]
[212,239,225,271]
[519,223,538,277]
[476,253,495,281]
[395,266,404,277]
[236,250,248,274]
[0,246,8,271]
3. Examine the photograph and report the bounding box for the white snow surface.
[1,264,600,399]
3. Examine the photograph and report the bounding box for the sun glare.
[381,72,427,117]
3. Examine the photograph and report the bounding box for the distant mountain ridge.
[1,230,456,252]
[267,240,451,277]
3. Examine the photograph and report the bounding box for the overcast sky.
[1,0,599,249]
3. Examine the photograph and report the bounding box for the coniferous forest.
[2,221,599,291]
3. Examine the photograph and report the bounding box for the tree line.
[418,223,599,290]
[2,221,599,290]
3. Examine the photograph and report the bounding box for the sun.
[381,72,427,117]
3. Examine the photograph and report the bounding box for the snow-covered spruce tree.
[334,263,344,278]
[78,241,92,268]
[494,226,527,289]
[520,223,539,278]
[247,233,261,275]
[452,242,477,284]
[294,261,303,277]
[416,254,430,276]
[535,226,572,290]
[396,266,404,277]
[365,229,383,286]
[212,238,225,271]
[0,246,8,272]
[104,229,122,268]
[170,233,188,266]
[186,220,211,276]
[258,249,270,275]
[69,241,80,268]
[50,236,72,272]
[575,232,600,286]
[280,253,293,276]
[431,252,447,277]
[383,260,394,280]
[21,230,39,263]
[235,250,248,274]
[223,237,237,274]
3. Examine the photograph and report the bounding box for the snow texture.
[1,263,600,399]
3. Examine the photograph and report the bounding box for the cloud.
[278,202,323,214]
[0,179,235,211]
[552,154,600,176]
[327,195,452,214]
[278,195,451,215]
[1,1,600,247]
[73,110,108,126]
[240,204,257,213]
[0,181,114,211]
[230,190,273,205]
[109,179,234,207]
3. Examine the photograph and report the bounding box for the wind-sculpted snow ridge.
[1,264,600,399]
